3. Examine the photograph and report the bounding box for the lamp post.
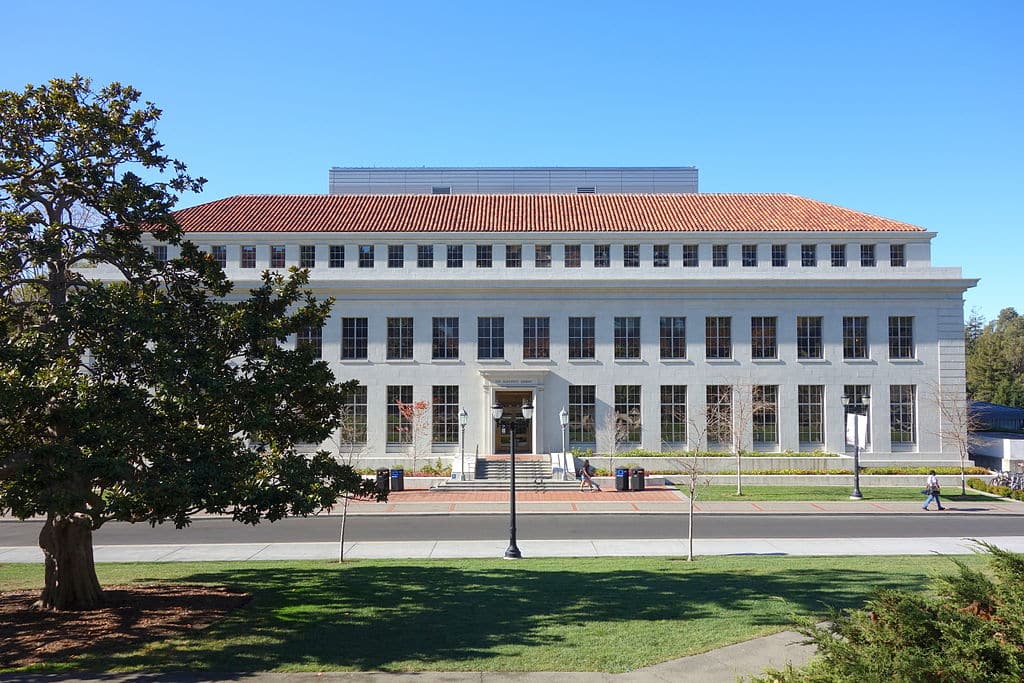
[841,394,870,500]
[559,406,569,481]
[492,400,534,559]
[458,407,468,480]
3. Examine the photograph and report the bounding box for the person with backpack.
[579,458,601,492]
[922,470,945,511]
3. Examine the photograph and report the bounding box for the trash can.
[630,467,646,491]
[615,467,631,491]
[390,467,405,492]
[375,468,390,494]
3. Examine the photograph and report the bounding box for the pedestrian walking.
[579,458,601,492]
[922,470,945,511]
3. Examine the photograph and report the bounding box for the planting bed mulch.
[0,584,250,669]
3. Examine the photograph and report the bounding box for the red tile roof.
[172,194,926,233]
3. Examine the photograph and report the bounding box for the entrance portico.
[479,370,550,456]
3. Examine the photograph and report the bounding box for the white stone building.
[128,185,976,470]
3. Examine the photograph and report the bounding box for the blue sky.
[3,0,1020,320]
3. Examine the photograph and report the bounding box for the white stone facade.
[127,225,976,465]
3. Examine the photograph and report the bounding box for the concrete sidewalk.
[340,485,1024,516]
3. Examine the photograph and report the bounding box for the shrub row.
[967,477,1024,501]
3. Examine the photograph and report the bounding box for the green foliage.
[416,458,452,476]
[968,478,1024,502]
[595,448,838,458]
[753,543,1024,682]
[967,308,1024,408]
[0,76,378,534]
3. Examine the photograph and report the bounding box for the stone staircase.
[432,455,582,491]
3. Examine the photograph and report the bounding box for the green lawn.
[0,555,986,673]
[688,485,999,502]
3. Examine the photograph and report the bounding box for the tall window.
[341,318,368,359]
[888,316,914,359]
[339,385,367,444]
[270,245,286,268]
[682,244,698,267]
[751,316,777,359]
[386,317,413,360]
[843,316,868,359]
[505,244,522,268]
[797,316,824,359]
[798,385,824,444]
[523,316,550,359]
[329,245,344,268]
[705,316,732,359]
[568,385,596,443]
[752,385,778,444]
[432,385,459,444]
[152,245,168,264]
[890,244,906,267]
[300,245,316,268]
[534,244,551,268]
[801,244,817,267]
[241,245,256,268]
[594,244,610,268]
[660,316,686,359]
[447,245,463,268]
[417,245,434,268]
[432,317,459,359]
[614,316,641,359]
[623,244,640,267]
[653,244,670,267]
[477,317,504,359]
[358,245,374,268]
[614,385,642,443]
[476,244,492,268]
[660,385,687,444]
[212,245,227,268]
[890,385,916,444]
[712,244,728,267]
[564,244,581,268]
[742,244,757,267]
[569,316,596,359]
[771,244,787,267]
[706,385,732,445]
[831,244,846,267]
[386,385,412,444]
[297,325,322,358]
[860,244,876,267]
[388,244,404,268]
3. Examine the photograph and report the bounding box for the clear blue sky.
[3,1,1020,320]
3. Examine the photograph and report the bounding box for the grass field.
[0,555,987,673]
[688,486,998,502]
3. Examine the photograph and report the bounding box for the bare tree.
[706,384,773,496]
[396,399,431,476]
[599,405,641,476]
[931,382,983,496]
[678,456,710,561]
[334,406,370,562]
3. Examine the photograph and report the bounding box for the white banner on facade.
[845,414,867,446]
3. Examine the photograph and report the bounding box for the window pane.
[797,316,823,359]
[888,316,914,358]
[569,317,595,359]
[300,245,316,268]
[341,318,368,359]
[705,316,732,359]
[476,244,492,268]
[653,244,669,267]
[594,244,610,268]
[506,244,522,268]
[418,245,434,268]
[386,385,413,444]
[432,385,459,444]
[329,245,344,268]
[798,385,824,443]
[890,385,916,443]
[659,316,686,359]
[564,244,581,268]
[660,385,687,444]
[751,316,777,359]
[477,317,504,359]
[682,245,698,267]
[614,385,642,443]
[772,244,787,267]
[614,317,641,359]
[432,317,460,359]
[447,245,463,268]
[843,316,868,359]
[523,317,550,359]
[386,317,413,360]
[568,385,596,443]
[624,245,640,267]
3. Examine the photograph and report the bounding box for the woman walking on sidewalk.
[922,470,945,511]
[579,459,602,492]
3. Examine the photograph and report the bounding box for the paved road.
[2,512,1021,547]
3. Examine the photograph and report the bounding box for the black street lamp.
[841,393,871,500]
[458,407,468,481]
[492,400,534,559]
[559,406,569,481]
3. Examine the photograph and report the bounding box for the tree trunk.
[338,496,350,562]
[37,512,104,610]
[687,490,695,561]
[735,451,742,496]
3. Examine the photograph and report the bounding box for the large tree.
[0,76,378,610]
[967,308,1024,408]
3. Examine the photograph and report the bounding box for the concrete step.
[433,479,582,491]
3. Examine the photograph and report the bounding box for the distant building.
[117,174,978,469]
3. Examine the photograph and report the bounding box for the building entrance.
[493,390,533,454]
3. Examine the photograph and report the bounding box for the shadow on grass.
[53,559,942,672]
